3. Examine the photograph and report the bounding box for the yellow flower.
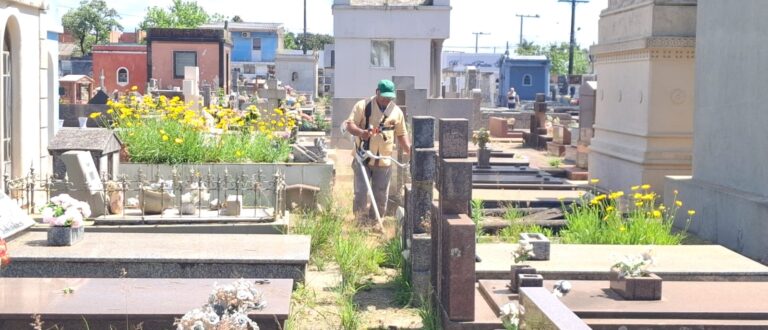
[159,129,166,135]
[630,185,640,191]
[590,178,600,184]
[659,205,666,211]
[126,122,133,127]
[635,201,643,207]
[89,112,101,119]
[162,135,169,141]
[641,184,651,190]
[675,200,683,207]
[174,138,183,144]
[609,191,625,199]
[619,226,626,232]
[688,210,696,216]
[633,193,643,200]
[642,193,655,201]
[652,210,662,218]
[606,206,615,212]
[131,86,138,91]
[235,150,243,157]
[107,109,114,114]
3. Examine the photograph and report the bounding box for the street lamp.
[559,0,589,76]
[516,14,540,46]
[472,32,490,53]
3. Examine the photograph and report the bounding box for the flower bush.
[499,302,523,330]
[612,249,654,278]
[560,184,695,245]
[512,240,535,264]
[40,194,91,227]
[104,91,295,165]
[175,279,266,330]
[472,128,490,149]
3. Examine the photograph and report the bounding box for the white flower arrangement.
[612,248,655,278]
[175,279,267,330]
[40,194,91,228]
[512,240,535,264]
[499,302,524,330]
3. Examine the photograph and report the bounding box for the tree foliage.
[284,32,334,51]
[515,41,590,76]
[61,0,122,56]
[139,0,224,30]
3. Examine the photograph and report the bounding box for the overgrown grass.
[335,231,384,291]
[290,202,345,269]
[560,186,694,245]
[381,236,413,307]
[417,293,440,330]
[338,294,360,330]
[470,199,485,238]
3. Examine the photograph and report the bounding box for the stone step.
[3,232,310,283]
[0,278,292,330]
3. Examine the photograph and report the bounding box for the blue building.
[201,22,284,78]
[498,55,550,104]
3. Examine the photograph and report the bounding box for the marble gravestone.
[0,191,35,240]
[61,151,108,217]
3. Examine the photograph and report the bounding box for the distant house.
[442,52,501,104]
[275,50,319,99]
[332,0,451,99]
[146,28,233,93]
[498,55,550,104]
[1,0,62,185]
[92,44,148,94]
[200,22,284,79]
[59,75,94,104]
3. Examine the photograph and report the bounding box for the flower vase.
[477,147,492,169]
[609,268,662,300]
[47,226,85,246]
[78,117,88,128]
[509,265,537,293]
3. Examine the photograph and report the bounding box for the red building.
[92,44,148,94]
[147,28,232,93]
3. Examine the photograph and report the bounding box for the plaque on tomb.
[438,119,468,159]
[0,191,35,240]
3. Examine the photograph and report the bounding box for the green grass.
[338,294,361,330]
[471,199,485,238]
[290,202,345,269]
[417,293,440,330]
[334,231,384,291]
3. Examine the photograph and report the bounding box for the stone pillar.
[589,1,695,194]
[407,117,437,301]
[576,81,597,169]
[432,118,474,322]
[183,67,200,113]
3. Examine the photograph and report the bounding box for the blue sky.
[51,0,608,53]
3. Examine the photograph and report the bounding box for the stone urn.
[609,268,662,300]
[509,265,537,293]
[47,226,85,246]
[477,147,492,169]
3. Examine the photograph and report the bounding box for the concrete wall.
[150,41,230,91]
[666,0,768,262]
[332,4,449,99]
[92,45,148,93]
[0,1,58,184]
[275,54,318,98]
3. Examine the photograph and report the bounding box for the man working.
[344,79,411,225]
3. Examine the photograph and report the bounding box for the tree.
[515,41,590,76]
[61,0,122,56]
[231,15,243,23]
[284,32,299,50]
[298,33,334,52]
[139,0,223,29]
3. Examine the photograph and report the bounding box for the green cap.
[377,79,396,99]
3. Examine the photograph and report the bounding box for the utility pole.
[303,0,307,55]
[472,32,490,53]
[559,0,588,76]
[515,14,540,46]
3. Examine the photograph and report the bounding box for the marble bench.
[2,232,310,283]
[0,278,292,330]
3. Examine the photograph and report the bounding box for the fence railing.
[4,165,286,222]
